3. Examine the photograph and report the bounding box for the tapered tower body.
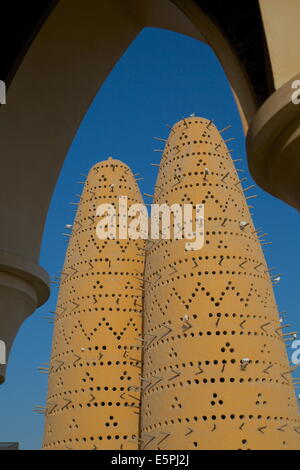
[140,117,300,450]
[43,158,145,450]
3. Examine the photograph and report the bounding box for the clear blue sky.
[0,27,299,450]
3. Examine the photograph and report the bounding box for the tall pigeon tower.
[43,158,145,450]
[140,117,300,450]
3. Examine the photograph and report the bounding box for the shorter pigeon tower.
[43,158,145,450]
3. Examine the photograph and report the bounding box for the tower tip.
[169,116,216,133]
[87,158,131,178]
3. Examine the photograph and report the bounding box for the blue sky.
[0,27,299,450]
